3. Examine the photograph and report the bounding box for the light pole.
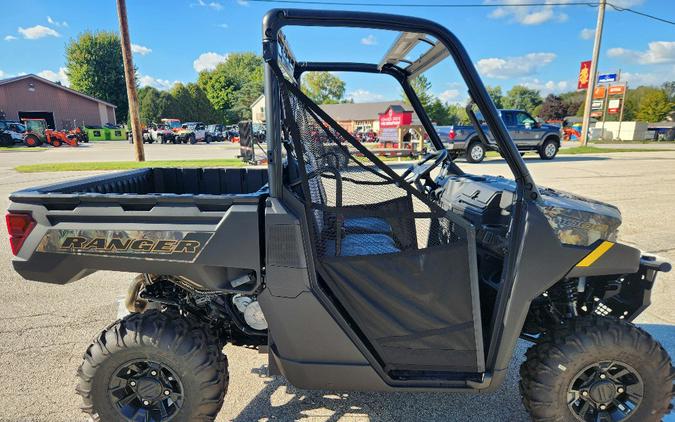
[580,0,607,146]
[116,0,145,161]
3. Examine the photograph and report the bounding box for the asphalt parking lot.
[0,142,673,421]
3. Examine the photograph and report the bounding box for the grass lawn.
[590,139,675,144]
[15,158,247,173]
[0,147,48,152]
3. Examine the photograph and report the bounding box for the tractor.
[21,119,79,148]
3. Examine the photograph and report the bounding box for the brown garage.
[0,74,116,130]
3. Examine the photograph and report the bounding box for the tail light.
[5,212,36,256]
[448,128,456,141]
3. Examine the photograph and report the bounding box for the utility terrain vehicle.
[6,9,673,422]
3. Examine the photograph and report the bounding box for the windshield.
[163,120,181,129]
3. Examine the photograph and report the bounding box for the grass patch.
[559,146,670,154]
[15,159,247,173]
[590,139,675,144]
[0,147,48,152]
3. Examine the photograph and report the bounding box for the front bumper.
[601,254,670,322]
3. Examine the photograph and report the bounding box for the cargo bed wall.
[9,167,269,292]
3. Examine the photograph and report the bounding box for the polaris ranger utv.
[6,9,673,422]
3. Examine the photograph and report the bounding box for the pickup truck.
[436,109,561,163]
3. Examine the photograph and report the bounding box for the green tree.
[486,85,503,108]
[446,104,469,125]
[503,85,542,114]
[65,31,129,122]
[197,52,264,123]
[138,87,162,124]
[403,75,434,108]
[559,91,585,116]
[636,90,672,122]
[662,81,675,102]
[426,98,451,125]
[301,71,346,104]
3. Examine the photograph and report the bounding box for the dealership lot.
[0,144,673,421]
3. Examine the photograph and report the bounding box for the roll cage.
[262,8,539,201]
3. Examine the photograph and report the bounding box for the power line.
[607,2,675,26]
[243,0,598,8]
[242,0,675,25]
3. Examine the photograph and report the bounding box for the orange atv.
[21,119,79,147]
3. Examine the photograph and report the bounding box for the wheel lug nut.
[168,376,173,381]
[582,391,588,396]
[150,370,157,376]
[618,387,624,393]
[129,381,136,387]
[599,374,606,379]
[164,390,171,396]
[599,404,607,410]
[143,400,150,406]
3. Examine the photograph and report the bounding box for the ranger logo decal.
[37,229,213,262]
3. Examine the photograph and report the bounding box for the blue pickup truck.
[435,109,561,163]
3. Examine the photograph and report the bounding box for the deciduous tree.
[538,94,567,120]
[302,71,346,104]
[65,31,129,122]
[636,90,672,122]
[502,85,542,114]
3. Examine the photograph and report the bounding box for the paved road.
[0,143,673,421]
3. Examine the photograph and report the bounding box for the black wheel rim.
[567,360,644,422]
[108,359,185,421]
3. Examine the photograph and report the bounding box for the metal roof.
[319,101,415,122]
[0,74,117,108]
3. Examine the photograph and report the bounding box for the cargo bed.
[8,168,269,291]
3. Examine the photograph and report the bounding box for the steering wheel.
[401,149,448,192]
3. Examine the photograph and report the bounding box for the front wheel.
[520,316,673,422]
[76,310,228,422]
[539,138,559,160]
[465,141,486,163]
[23,134,41,147]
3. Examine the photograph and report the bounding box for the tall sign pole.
[580,0,607,146]
[116,0,145,161]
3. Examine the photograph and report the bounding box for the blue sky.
[1,0,673,104]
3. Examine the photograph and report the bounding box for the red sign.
[577,60,592,90]
[378,106,413,128]
[608,85,625,96]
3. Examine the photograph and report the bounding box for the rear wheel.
[0,133,12,147]
[205,135,211,144]
[51,139,62,147]
[189,134,197,144]
[520,316,673,422]
[76,310,228,422]
[466,140,486,163]
[539,138,559,160]
[23,134,41,147]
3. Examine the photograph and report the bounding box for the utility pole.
[116,0,145,161]
[580,0,607,146]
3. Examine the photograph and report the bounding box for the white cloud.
[621,68,675,87]
[476,52,556,79]
[193,52,229,72]
[192,0,224,9]
[607,41,675,65]
[217,23,229,29]
[138,74,180,90]
[521,79,571,95]
[47,16,68,27]
[237,0,250,5]
[486,0,569,25]
[346,89,385,103]
[437,89,461,103]
[360,35,377,46]
[18,25,60,39]
[131,43,152,55]
[580,28,595,40]
[0,70,5,78]
[37,67,69,86]
[4,35,17,41]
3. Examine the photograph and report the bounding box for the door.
[278,78,485,376]
[513,111,541,148]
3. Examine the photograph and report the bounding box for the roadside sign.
[591,100,604,110]
[593,86,606,99]
[598,73,618,84]
[590,111,603,118]
[577,60,592,90]
[608,85,626,95]
[608,99,621,114]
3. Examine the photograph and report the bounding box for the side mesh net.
[276,68,483,374]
